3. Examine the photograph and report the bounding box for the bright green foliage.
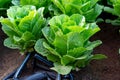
[12,0,51,8]
[35,14,107,75]
[0,5,46,54]
[12,0,52,17]
[104,0,120,25]
[49,0,103,22]
[104,0,120,16]
[20,0,51,8]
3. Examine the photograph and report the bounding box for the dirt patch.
[0,31,25,79]
[90,23,120,80]
[72,23,120,80]
[0,23,120,80]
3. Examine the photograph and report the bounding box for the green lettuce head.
[35,14,106,75]
[0,5,46,54]
[49,0,103,22]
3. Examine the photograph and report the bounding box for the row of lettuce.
[1,0,120,24]
[0,0,119,75]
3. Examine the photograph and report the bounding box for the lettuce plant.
[20,0,51,8]
[104,0,120,25]
[49,0,103,22]
[35,14,106,75]
[12,0,52,17]
[20,0,52,17]
[0,5,46,54]
[12,0,50,7]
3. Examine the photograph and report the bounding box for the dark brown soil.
[73,23,120,80]
[0,30,25,79]
[0,23,120,80]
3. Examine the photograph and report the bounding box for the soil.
[74,23,120,80]
[0,29,25,79]
[0,23,120,80]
